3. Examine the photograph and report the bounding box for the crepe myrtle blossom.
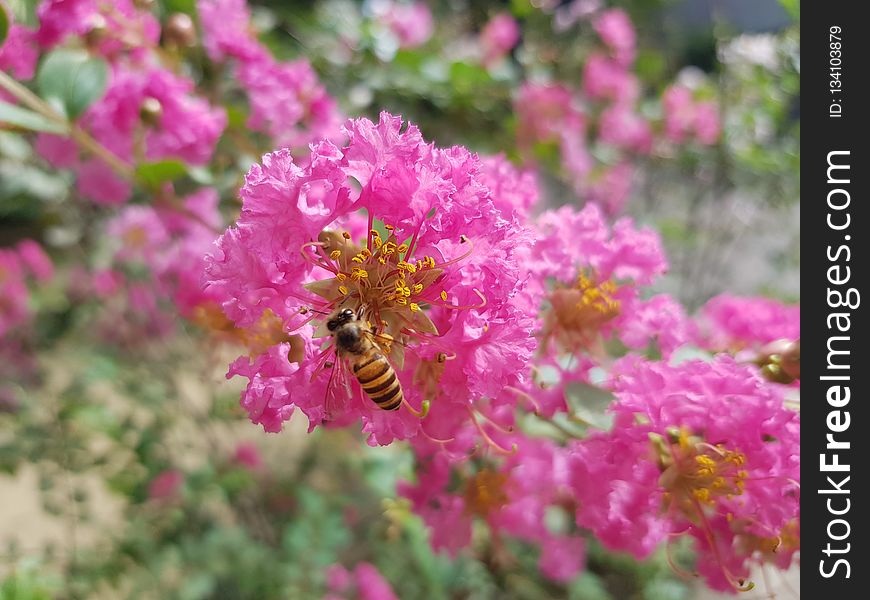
[35,0,160,59]
[480,12,521,67]
[375,1,434,49]
[197,0,342,151]
[36,64,226,205]
[0,241,53,338]
[569,356,800,592]
[522,202,682,360]
[0,6,38,81]
[663,85,721,145]
[593,8,636,66]
[399,433,585,582]
[206,112,536,445]
[699,294,799,352]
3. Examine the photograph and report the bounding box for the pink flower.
[570,356,800,590]
[0,250,29,338]
[207,112,536,445]
[148,469,184,500]
[34,134,79,169]
[36,64,226,204]
[663,85,721,145]
[699,294,799,351]
[35,0,160,59]
[616,293,695,358]
[15,240,54,282]
[582,53,639,103]
[586,161,633,215]
[539,536,585,582]
[197,0,266,62]
[379,1,433,49]
[238,57,342,151]
[232,442,263,470]
[480,13,520,66]
[593,8,635,66]
[478,154,540,219]
[515,82,584,147]
[76,160,131,206]
[353,563,399,600]
[0,21,38,80]
[598,103,652,153]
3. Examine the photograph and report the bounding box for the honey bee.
[326,307,403,411]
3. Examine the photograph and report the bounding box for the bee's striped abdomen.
[353,351,403,410]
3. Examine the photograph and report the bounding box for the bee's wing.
[323,353,354,421]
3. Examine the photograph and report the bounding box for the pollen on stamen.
[342,231,351,239]
[338,285,349,295]
[440,290,448,301]
[329,250,341,260]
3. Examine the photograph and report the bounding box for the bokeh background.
[1,0,798,598]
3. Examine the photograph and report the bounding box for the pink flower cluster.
[86,189,226,343]
[0,240,53,338]
[39,64,226,205]
[699,294,800,351]
[663,85,721,145]
[324,562,398,600]
[515,8,722,214]
[480,13,520,67]
[197,0,342,151]
[206,112,537,445]
[570,356,799,591]
[0,3,38,82]
[375,1,434,49]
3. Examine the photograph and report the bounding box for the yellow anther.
[329,250,341,260]
[410,303,420,312]
[361,248,372,258]
[397,243,409,254]
[385,224,395,230]
[352,256,363,264]
[440,291,448,301]
[378,257,387,264]
[373,237,383,248]
[394,297,407,306]
[338,285,349,295]
[413,284,423,294]
[342,231,351,239]
[370,229,381,238]
[336,273,347,282]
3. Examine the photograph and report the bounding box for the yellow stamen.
[342,231,351,239]
[410,303,420,312]
[329,250,341,260]
[440,291,448,301]
[338,285,349,295]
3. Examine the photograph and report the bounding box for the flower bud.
[780,339,800,380]
[164,13,197,49]
[84,14,108,49]
[139,97,163,127]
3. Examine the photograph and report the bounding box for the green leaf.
[0,100,69,134]
[135,159,189,188]
[36,49,109,120]
[0,3,9,46]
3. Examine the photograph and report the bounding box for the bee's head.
[326,308,356,331]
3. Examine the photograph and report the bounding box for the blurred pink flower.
[663,85,721,145]
[197,0,266,62]
[232,442,263,470]
[582,53,639,103]
[480,12,520,66]
[593,8,635,65]
[148,469,184,500]
[380,1,433,49]
[0,19,38,80]
[699,294,800,351]
[15,240,54,282]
